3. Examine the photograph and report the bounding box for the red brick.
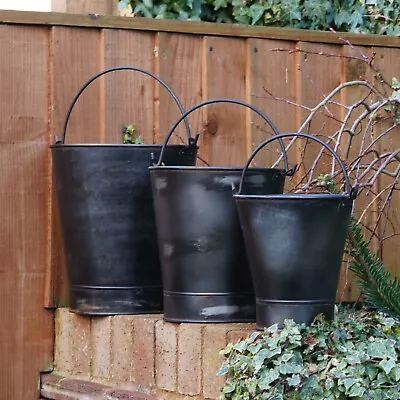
[41,373,64,386]
[132,315,160,388]
[54,309,74,374]
[71,313,91,376]
[111,315,135,382]
[177,324,203,396]
[202,325,230,399]
[59,378,109,394]
[105,388,157,400]
[155,320,178,392]
[39,389,76,400]
[227,324,255,345]
[91,316,112,379]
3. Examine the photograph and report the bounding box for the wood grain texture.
[295,42,343,178]
[0,25,54,400]
[203,36,247,166]
[46,27,102,308]
[247,38,297,167]
[156,33,202,150]
[0,10,398,48]
[102,29,154,144]
[372,47,400,281]
[65,0,116,15]
[336,45,374,302]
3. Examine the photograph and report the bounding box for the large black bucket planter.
[149,99,292,323]
[52,66,198,315]
[234,133,358,329]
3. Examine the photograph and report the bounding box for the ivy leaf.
[233,340,247,353]
[286,374,301,387]
[218,361,229,376]
[349,6,365,31]
[392,77,400,90]
[367,339,389,359]
[391,91,400,101]
[254,348,270,371]
[384,104,393,112]
[142,0,153,8]
[247,342,262,355]
[392,365,400,381]
[222,385,235,394]
[379,358,396,375]
[258,368,280,390]
[249,3,265,25]
[334,10,351,28]
[213,0,227,10]
[348,382,365,397]
[299,375,323,398]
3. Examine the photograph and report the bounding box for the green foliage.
[122,124,144,144]
[316,173,400,318]
[384,77,400,125]
[219,310,400,399]
[347,219,400,318]
[121,0,400,35]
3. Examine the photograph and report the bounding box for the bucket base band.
[256,299,334,330]
[69,286,163,315]
[163,292,256,323]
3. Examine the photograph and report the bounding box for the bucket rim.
[234,193,352,200]
[149,166,286,173]
[50,143,194,149]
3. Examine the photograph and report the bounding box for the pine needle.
[347,218,400,318]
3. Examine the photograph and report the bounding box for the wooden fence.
[0,9,399,399]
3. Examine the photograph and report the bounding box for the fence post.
[51,0,118,15]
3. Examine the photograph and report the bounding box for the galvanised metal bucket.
[149,99,292,323]
[234,133,358,329]
[51,66,198,315]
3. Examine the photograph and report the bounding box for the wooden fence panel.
[46,27,102,307]
[156,32,203,152]
[247,38,297,167]
[373,46,400,279]
[0,25,53,399]
[203,37,247,166]
[296,42,343,178]
[102,29,155,144]
[336,45,374,301]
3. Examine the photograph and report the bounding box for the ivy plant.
[218,309,400,399]
[122,123,144,144]
[120,0,400,36]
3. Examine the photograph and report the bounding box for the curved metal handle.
[237,132,358,199]
[155,98,291,173]
[58,66,191,144]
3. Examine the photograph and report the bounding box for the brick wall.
[45,309,256,399]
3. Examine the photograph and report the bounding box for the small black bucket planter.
[149,99,293,323]
[234,133,359,329]
[51,66,198,315]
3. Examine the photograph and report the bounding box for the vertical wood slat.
[202,37,247,166]
[336,45,373,301]
[51,0,117,14]
[0,25,54,400]
[102,29,154,144]
[247,39,297,167]
[296,42,343,178]
[156,33,203,151]
[46,27,102,308]
[372,47,400,279]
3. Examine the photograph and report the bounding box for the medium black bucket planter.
[149,99,293,323]
[52,66,198,315]
[234,133,358,329]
